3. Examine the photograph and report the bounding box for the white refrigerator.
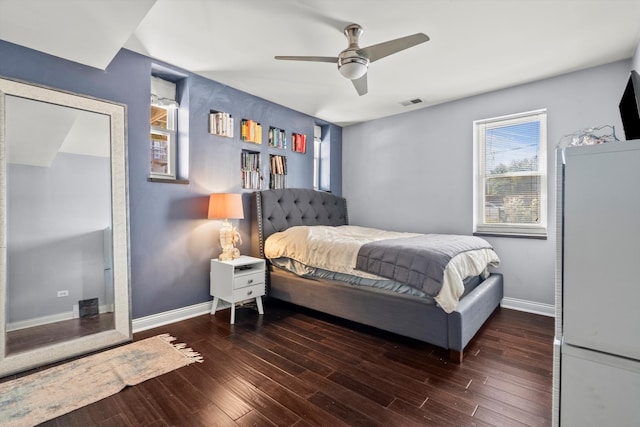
[554,142,640,426]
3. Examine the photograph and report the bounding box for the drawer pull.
[247,290,253,296]
[247,279,253,284]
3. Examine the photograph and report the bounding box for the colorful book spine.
[292,133,306,153]
[241,119,262,144]
[269,127,287,149]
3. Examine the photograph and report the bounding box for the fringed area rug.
[0,334,203,427]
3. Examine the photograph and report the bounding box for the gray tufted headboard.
[250,188,348,259]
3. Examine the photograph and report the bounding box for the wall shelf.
[209,111,234,138]
[292,132,307,153]
[241,119,262,144]
[269,154,287,189]
[241,150,262,190]
[268,126,287,149]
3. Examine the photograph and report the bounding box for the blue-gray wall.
[343,60,631,310]
[0,39,342,319]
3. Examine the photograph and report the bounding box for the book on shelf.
[269,173,286,189]
[241,119,262,144]
[241,151,261,171]
[241,151,262,189]
[268,127,287,149]
[292,133,306,153]
[242,170,262,189]
[269,155,287,175]
[209,112,233,137]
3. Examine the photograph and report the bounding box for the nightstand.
[210,255,265,324]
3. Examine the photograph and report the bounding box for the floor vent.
[400,98,424,106]
[79,298,99,318]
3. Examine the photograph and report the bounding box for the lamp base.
[219,219,241,261]
[218,248,240,261]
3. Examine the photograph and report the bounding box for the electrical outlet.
[57,290,69,297]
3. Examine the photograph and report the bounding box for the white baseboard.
[7,311,73,332]
[8,301,218,334]
[130,297,554,334]
[7,304,112,332]
[501,297,555,317]
[132,301,215,333]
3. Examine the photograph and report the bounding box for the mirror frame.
[0,76,131,376]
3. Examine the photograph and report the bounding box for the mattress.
[270,257,483,306]
[264,225,499,312]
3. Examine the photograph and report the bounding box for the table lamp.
[208,193,244,261]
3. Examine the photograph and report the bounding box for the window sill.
[148,177,190,185]
[473,231,547,240]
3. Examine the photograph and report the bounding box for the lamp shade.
[207,193,244,220]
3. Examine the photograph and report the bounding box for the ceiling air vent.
[400,98,424,107]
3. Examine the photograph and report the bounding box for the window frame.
[313,125,322,191]
[473,109,548,238]
[149,101,177,180]
[313,138,321,191]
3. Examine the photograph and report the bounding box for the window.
[473,109,547,238]
[313,125,321,190]
[150,76,178,179]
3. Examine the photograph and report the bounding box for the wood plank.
[112,385,163,426]
[136,377,215,426]
[300,370,426,427]
[326,371,396,406]
[307,391,383,427]
[225,376,301,426]
[258,379,351,426]
[177,364,252,421]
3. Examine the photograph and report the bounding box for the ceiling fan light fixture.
[338,57,369,80]
[275,23,429,94]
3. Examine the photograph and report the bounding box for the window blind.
[474,109,547,237]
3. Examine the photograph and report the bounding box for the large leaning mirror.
[0,77,130,376]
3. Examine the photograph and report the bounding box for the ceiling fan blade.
[351,73,368,96]
[274,56,338,63]
[360,33,429,63]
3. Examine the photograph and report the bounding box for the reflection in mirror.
[0,77,130,377]
[5,96,113,355]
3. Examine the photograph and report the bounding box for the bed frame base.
[250,188,504,363]
[267,267,503,363]
[449,350,464,364]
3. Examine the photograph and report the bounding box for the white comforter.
[264,225,500,313]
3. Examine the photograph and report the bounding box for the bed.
[250,188,503,362]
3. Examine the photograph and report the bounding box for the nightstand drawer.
[232,283,264,301]
[234,271,264,289]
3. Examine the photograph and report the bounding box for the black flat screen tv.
[619,70,640,140]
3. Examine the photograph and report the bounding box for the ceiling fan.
[275,24,429,96]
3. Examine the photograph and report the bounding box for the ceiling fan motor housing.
[337,24,370,80]
[338,50,369,80]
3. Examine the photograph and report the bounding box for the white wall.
[343,60,631,309]
[632,40,640,71]
[7,153,111,323]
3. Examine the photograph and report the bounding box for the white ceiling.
[0,0,156,69]
[6,95,111,167]
[2,0,640,126]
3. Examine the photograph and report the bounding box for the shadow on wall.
[178,192,255,253]
[165,194,254,260]
[167,195,209,221]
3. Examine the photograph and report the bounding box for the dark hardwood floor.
[6,313,114,355]
[40,300,554,426]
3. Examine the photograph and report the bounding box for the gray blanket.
[355,234,493,296]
